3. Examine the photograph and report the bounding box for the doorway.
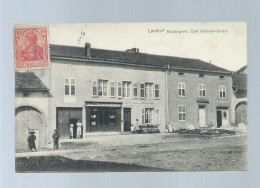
[69,119,79,139]
[217,107,229,128]
[199,107,206,128]
[124,108,131,131]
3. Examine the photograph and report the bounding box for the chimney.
[126,48,139,53]
[85,42,91,57]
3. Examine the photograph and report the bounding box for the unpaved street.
[16,133,247,172]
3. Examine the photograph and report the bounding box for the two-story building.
[15,42,233,148]
[167,66,232,130]
[49,44,166,138]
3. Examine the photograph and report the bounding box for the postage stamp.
[14,25,50,70]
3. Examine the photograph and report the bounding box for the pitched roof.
[232,73,247,90]
[50,44,231,74]
[236,65,247,74]
[15,72,48,90]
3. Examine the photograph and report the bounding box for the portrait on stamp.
[14,26,50,70]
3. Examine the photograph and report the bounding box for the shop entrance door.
[124,108,131,131]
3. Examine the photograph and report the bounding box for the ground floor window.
[87,107,121,132]
[145,108,154,125]
[178,105,186,121]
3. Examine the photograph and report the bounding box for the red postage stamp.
[14,25,50,70]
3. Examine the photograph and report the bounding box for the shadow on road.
[16,155,169,172]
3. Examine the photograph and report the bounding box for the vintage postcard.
[14,22,247,172]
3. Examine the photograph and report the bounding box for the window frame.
[145,82,153,99]
[123,81,131,98]
[64,77,76,96]
[219,85,226,99]
[178,105,186,121]
[98,80,108,97]
[178,82,186,97]
[198,84,206,98]
[140,83,145,99]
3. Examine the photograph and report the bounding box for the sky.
[49,22,247,71]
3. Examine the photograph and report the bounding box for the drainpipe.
[165,66,170,131]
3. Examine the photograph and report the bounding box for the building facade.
[15,72,51,150]
[49,45,167,138]
[167,70,232,130]
[15,42,234,148]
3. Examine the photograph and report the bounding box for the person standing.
[69,123,74,139]
[27,131,36,151]
[52,129,60,149]
[77,120,82,139]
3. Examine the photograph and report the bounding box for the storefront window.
[90,108,98,125]
[109,110,116,124]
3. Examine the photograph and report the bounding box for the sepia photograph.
[14,22,247,172]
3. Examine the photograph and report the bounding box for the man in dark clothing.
[28,131,36,151]
[52,129,60,149]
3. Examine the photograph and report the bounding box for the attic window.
[199,74,205,78]
[219,75,224,79]
[178,72,184,76]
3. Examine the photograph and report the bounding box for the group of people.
[27,120,83,152]
[27,129,60,151]
[70,120,83,139]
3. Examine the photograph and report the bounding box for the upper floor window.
[219,85,226,99]
[145,83,153,99]
[178,72,184,76]
[178,105,186,121]
[110,81,115,97]
[140,83,145,98]
[123,81,131,98]
[133,82,138,98]
[155,84,159,99]
[199,74,205,78]
[219,75,225,79]
[178,82,186,97]
[98,80,108,96]
[198,84,206,97]
[64,77,76,96]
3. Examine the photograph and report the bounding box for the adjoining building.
[231,65,247,125]
[15,42,234,146]
[15,71,51,150]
